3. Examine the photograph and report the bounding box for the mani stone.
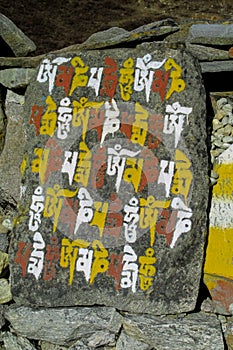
[122,312,225,350]
[9,41,208,315]
[0,13,36,56]
[204,143,233,315]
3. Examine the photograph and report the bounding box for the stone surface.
[63,19,179,51]
[116,330,151,350]
[4,305,122,346]
[87,331,115,348]
[0,232,9,253]
[225,318,233,350]
[2,332,37,350]
[9,42,208,315]
[201,60,233,73]
[0,13,36,56]
[0,279,12,303]
[40,341,67,350]
[123,312,225,350]
[0,68,36,89]
[186,43,229,61]
[0,251,8,276]
[0,90,25,204]
[0,55,46,68]
[0,305,5,329]
[187,23,233,45]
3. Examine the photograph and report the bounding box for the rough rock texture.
[123,312,225,350]
[63,19,179,51]
[0,13,36,56]
[0,279,12,303]
[116,330,151,350]
[0,68,36,89]
[187,24,233,45]
[0,90,25,205]
[9,41,208,315]
[4,305,122,346]
[2,332,37,350]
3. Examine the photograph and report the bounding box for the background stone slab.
[122,312,225,350]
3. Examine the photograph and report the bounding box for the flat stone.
[201,60,233,73]
[9,42,208,315]
[0,90,25,203]
[0,278,12,303]
[64,19,179,50]
[0,68,36,89]
[116,330,150,350]
[4,305,122,346]
[186,43,229,61]
[0,55,45,68]
[123,312,225,350]
[187,24,233,45]
[2,332,37,350]
[204,142,233,314]
[0,13,36,56]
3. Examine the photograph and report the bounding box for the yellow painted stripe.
[204,227,233,280]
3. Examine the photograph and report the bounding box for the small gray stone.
[201,61,233,73]
[123,312,225,350]
[213,139,224,148]
[222,116,229,125]
[2,332,37,350]
[0,279,12,304]
[0,14,36,56]
[222,103,233,114]
[216,98,228,110]
[188,24,233,45]
[200,298,216,313]
[222,142,232,149]
[116,330,151,350]
[222,136,233,143]
[186,43,229,61]
[0,68,35,89]
[4,306,123,346]
[87,331,115,348]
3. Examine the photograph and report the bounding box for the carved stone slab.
[9,42,208,315]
